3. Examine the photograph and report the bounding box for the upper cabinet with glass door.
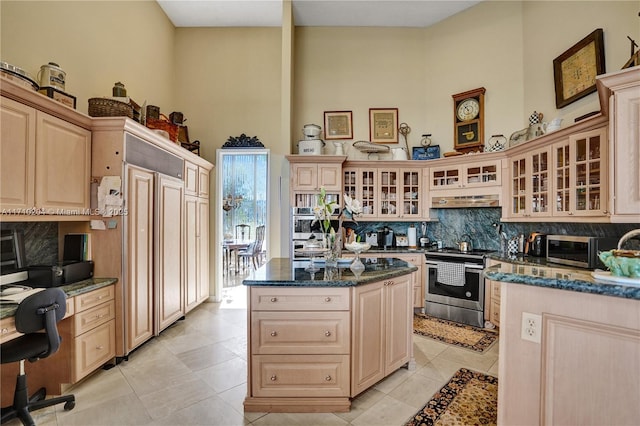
[504,121,609,222]
[509,146,552,218]
[342,162,428,221]
[552,127,608,217]
[429,159,502,191]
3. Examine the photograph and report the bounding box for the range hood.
[431,194,500,208]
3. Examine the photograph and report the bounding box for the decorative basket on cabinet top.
[88,97,133,118]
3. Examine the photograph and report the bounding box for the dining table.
[222,239,253,274]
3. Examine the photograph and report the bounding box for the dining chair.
[235,224,251,241]
[239,225,265,270]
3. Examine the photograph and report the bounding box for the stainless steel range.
[424,248,492,328]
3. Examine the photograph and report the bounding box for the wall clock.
[453,87,485,153]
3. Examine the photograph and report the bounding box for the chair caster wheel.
[64,400,75,411]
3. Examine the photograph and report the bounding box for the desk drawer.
[251,311,350,354]
[251,287,349,311]
[0,317,19,344]
[73,301,115,336]
[252,354,350,397]
[75,285,115,312]
[73,319,116,382]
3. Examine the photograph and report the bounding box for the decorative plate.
[591,271,640,286]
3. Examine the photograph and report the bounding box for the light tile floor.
[7,274,499,426]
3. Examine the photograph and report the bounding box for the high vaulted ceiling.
[157,0,483,28]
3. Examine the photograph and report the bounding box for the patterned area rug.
[413,313,498,352]
[405,368,498,426]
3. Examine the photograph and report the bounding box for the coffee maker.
[378,226,395,248]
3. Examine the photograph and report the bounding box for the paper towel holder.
[408,224,417,249]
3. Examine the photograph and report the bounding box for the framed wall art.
[323,111,353,140]
[369,108,398,143]
[553,28,605,108]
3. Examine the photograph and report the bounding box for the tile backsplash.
[346,208,639,251]
[0,222,58,268]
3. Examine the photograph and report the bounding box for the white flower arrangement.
[313,188,363,252]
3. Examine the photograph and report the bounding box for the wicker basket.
[146,117,179,142]
[88,98,133,118]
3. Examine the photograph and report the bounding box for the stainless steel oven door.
[425,261,484,311]
[292,215,321,240]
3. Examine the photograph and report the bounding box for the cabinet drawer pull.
[325,376,332,381]
[324,331,331,337]
[270,375,277,381]
[270,297,278,302]
[270,331,278,337]
[96,345,104,350]
[1,328,9,334]
[324,297,331,302]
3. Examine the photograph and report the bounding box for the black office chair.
[1,288,75,426]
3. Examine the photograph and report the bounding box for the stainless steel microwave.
[546,235,618,269]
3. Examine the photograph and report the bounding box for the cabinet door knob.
[324,297,331,302]
[325,376,332,381]
[324,331,331,337]
[270,297,278,302]
[270,375,277,381]
[270,331,278,337]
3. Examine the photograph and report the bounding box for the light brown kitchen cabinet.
[91,118,212,357]
[497,277,640,425]
[155,174,184,332]
[288,155,345,192]
[483,258,501,328]
[552,127,608,217]
[508,146,552,218]
[71,285,116,382]
[343,162,426,220]
[429,159,501,191]
[124,165,154,351]
[503,117,610,223]
[597,66,640,223]
[185,195,210,313]
[245,276,413,412]
[0,95,91,217]
[378,252,424,309]
[184,160,210,313]
[351,274,412,396]
[245,286,352,412]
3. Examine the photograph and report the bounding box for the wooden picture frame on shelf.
[553,28,605,108]
[324,111,353,140]
[369,108,398,143]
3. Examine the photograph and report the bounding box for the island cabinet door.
[351,280,385,396]
[384,275,412,375]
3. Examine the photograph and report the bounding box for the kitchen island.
[243,257,417,413]
[484,261,640,425]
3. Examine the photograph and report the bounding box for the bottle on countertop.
[518,234,525,253]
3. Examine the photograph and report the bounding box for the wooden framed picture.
[323,111,353,140]
[553,28,605,108]
[369,108,398,143]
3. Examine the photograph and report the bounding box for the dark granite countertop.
[243,257,417,287]
[0,278,118,320]
[484,260,640,301]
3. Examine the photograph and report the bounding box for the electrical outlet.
[521,312,542,343]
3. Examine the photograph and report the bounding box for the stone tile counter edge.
[243,257,417,287]
[484,261,640,300]
[0,277,118,319]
